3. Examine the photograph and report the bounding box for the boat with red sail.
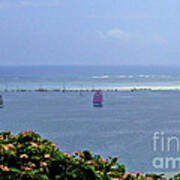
[93,90,103,107]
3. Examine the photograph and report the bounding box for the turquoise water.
[1,65,180,90]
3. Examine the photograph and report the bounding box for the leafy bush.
[0,130,125,180]
[171,173,180,180]
[0,130,177,180]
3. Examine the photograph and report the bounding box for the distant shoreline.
[1,85,180,92]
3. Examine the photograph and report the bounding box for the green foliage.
[0,130,178,180]
[145,173,166,180]
[0,130,125,179]
[171,173,180,180]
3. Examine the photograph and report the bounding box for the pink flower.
[26,130,33,133]
[2,144,13,151]
[135,171,143,176]
[20,154,28,159]
[7,144,14,149]
[86,160,96,165]
[62,152,71,157]
[40,162,48,166]
[44,154,50,158]
[72,150,82,156]
[124,172,129,175]
[29,142,38,148]
[28,162,36,168]
[24,167,31,171]
[52,143,58,147]
[3,166,9,172]
[146,177,153,180]
[99,158,106,162]
[21,130,27,135]
[0,165,9,172]
[123,172,129,177]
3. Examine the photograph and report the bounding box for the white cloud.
[107,29,130,40]
[97,28,131,41]
[97,29,167,46]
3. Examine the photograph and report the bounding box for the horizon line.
[1,64,180,67]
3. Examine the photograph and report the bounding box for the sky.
[0,0,180,66]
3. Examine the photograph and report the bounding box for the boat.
[0,94,3,108]
[93,90,103,107]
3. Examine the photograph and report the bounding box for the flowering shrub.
[0,130,125,179]
[0,130,175,180]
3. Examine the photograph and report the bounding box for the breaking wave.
[91,75,109,79]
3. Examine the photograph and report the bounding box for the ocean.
[0,65,180,172]
[1,65,180,91]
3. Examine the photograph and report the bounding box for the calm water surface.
[0,90,180,172]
